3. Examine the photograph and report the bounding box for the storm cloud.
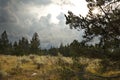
[0,0,86,49]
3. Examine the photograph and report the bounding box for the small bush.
[20,58,30,64]
[29,55,35,60]
[59,66,75,80]
[36,62,44,69]
[0,71,8,80]
[0,62,8,79]
[9,62,23,75]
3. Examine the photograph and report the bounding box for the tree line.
[0,30,119,60]
[0,31,40,55]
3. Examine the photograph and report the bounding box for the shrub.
[35,62,44,69]
[20,58,30,64]
[59,66,75,80]
[0,71,8,80]
[9,62,23,75]
[0,62,8,79]
[29,55,35,60]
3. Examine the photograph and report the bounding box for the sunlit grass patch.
[0,54,119,80]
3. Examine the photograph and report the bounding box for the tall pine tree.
[0,31,10,54]
[30,32,40,54]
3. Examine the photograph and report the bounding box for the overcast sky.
[0,0,89,49]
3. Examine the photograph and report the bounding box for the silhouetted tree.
[65,0,120,56]
[0,31,10,54]
[59,43,70,56]
[13,41,18,55]
[21,37,29,54]
[63,45,70,57]
[69,40,80,56]
[12,37,29,55]
[59,43,64,54]
[30,32,40,54]
[48,46,59,56]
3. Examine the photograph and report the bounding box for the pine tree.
[59,43,64,54]
[13,41,18,55]
[0,31,10,54]
[30,32,40,54]
[65,0,120,55]
[15,37,30,55]
[21,37,29,54]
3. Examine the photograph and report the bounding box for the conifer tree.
[65,0,120,55]
[30,32,40,54]
[0,31,10,54]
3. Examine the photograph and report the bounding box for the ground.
[0,54,120,80]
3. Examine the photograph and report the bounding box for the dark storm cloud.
[0,0,52,24]
[0,8,17,23]
[0,0,83,49]
[0,0,10,7]
[20,0,51,5]
[0,0,18,24]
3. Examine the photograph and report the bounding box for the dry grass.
[0,54,119,80]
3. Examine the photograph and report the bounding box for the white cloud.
[25,0,88,24]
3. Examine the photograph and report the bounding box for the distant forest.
[0,30,119,60]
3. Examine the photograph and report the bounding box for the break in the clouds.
[0,0,88,49]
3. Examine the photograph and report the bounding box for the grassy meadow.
[0,54,120,80]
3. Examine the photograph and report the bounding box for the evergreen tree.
[59,43,70,56]
[21,37,29,54]
[0,31,10,54]
[69,40,83,57]
[48,47,58,56]
[65,0,120,55]
[59,43,64,54]
[63,45,70,57]
[13,41,18,55]
[30,32,40,54]
[15,37,29,55]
